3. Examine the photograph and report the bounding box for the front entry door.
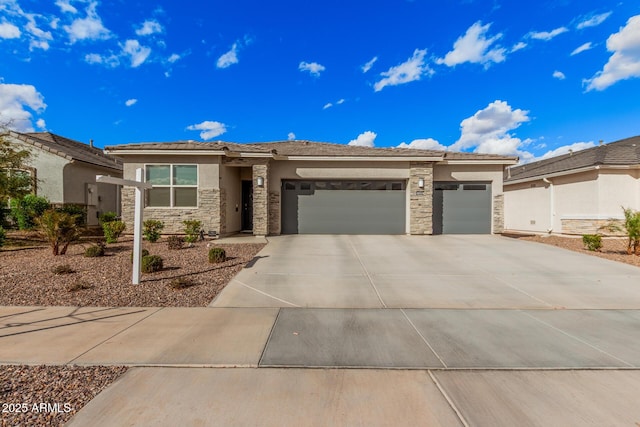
[241,180,253,231]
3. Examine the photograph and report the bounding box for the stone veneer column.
[252,163,269,236]
[268,191,281,235]
[493,194,504,234]
[409,162,433,235]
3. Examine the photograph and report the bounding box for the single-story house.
[504,135,640,235]
[6,131,123,226]
[104,140,517,236]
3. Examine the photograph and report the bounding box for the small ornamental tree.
[37,209,80,255]
[0,133,33,207]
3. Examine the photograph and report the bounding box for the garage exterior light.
[418,178,425,189]
[257,176,265,187]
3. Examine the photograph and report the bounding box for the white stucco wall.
[433,164,505,193]
[63,162,121,225]
[504,180,551,232]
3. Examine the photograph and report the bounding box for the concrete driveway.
[211,234,640,309]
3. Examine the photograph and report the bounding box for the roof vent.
[568,149,573,155]
[599,140,604,146]
[89,139,94,148]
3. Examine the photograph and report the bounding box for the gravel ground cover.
[0,365,127,427]
[0,238,266,307]
[510,234,640,268]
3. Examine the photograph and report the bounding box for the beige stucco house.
[504,135,640,234]
[7,131,123,226]
[104,140,517,236]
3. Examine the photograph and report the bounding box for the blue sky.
[1,0,639,162]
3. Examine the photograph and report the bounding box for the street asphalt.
[2,235,640,426]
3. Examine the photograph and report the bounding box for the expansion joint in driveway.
[347,236,386,308]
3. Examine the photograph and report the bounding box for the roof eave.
[104,149,228,156]
[439,159,519,165]
[281,155,444,161]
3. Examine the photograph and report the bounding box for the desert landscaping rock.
[0,239,266,307]
[0,365,126,427]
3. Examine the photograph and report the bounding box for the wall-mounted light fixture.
[418,178,425,189]
[257,176,264,187]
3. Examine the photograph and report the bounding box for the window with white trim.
[145,164,198,207]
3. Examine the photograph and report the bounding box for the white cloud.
[121,39,151,68]
[398,138,446,151]
[55,0,77,14]
[217,42,239,69]
[553,70,566,80]
[36,118,46,129]
[374,49,431,92]
[450,100,531,159]
[362,56,378,73]
[168,53,181,63]
[584,15,640,91]
[571,42,593,56]
[136,19,163,36]
[577,12,612,30]
[64,1,110,43]
[336,99,345,105]
[186,121,227,140]
[84,52,119,67]
[323,102,333,110]
[348,131,377,147]
[437,22,506,68]
[125,98,137,107]
[0,22,21,39]
[288,132,296,140]
[528,27,568,41]
[537,142,595,160]
[299,61,325,77]
[29,40,49,51]
[0,83,46,132]
[511,42,527,52]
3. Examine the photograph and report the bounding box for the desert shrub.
[169,277,197,289]
[141,254,163,273]
[98,211,118,225]
[208,247,226,263]
[582,234,602,251]
[130,248,150,262]
[84,244,105,257]
[102,220,126,243]
[623,207,640,255]
[52,264,75,275]
[0,226,5,248]
[57,204,87,227]
[10,195,51,230]
[37,209,80,255]
[143,219,164,242]
[67,280,93,292]
[167,235,184,250]
[182,220,202,244]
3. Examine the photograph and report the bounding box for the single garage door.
[433,182,491,234]
[281,180,406,234]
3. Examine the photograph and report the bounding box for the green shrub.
[52,264,75,275]
[98,211,118,225]
[0,226,5,248]
[102,220,126,243]
[208,247,226,263]
[623,207,640,255]
[143,219,164,243]
[130,248,150,262]
[67,280,92,292]
[169,277,197,289]
[182,220,202,244]
[10,195,51,230]
[141,254,163,273]
[57,204,87,227]
[582,234,602,251]
[167,235,184,250]
[0,206,9,228]
[37,209,80,255]
[84,244,105,257]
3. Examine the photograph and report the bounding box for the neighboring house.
[6,131,123,226]
[504,135,640,235]
[105,140,516,236]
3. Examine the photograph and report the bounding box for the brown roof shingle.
[12,131,122,171]
[506,135,640,182]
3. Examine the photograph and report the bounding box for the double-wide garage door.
[281,180,406,234]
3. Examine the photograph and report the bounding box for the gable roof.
[105,139,517,162]
[506,135,640,183]
[9,131,122,171]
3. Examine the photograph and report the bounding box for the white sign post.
[97,168,153,285]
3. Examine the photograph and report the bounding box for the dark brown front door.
[242,180,253,231]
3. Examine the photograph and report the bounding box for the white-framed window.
[145,164,198,207]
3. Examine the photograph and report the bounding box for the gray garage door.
[281,180,406,234]
[433,182,491,234]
